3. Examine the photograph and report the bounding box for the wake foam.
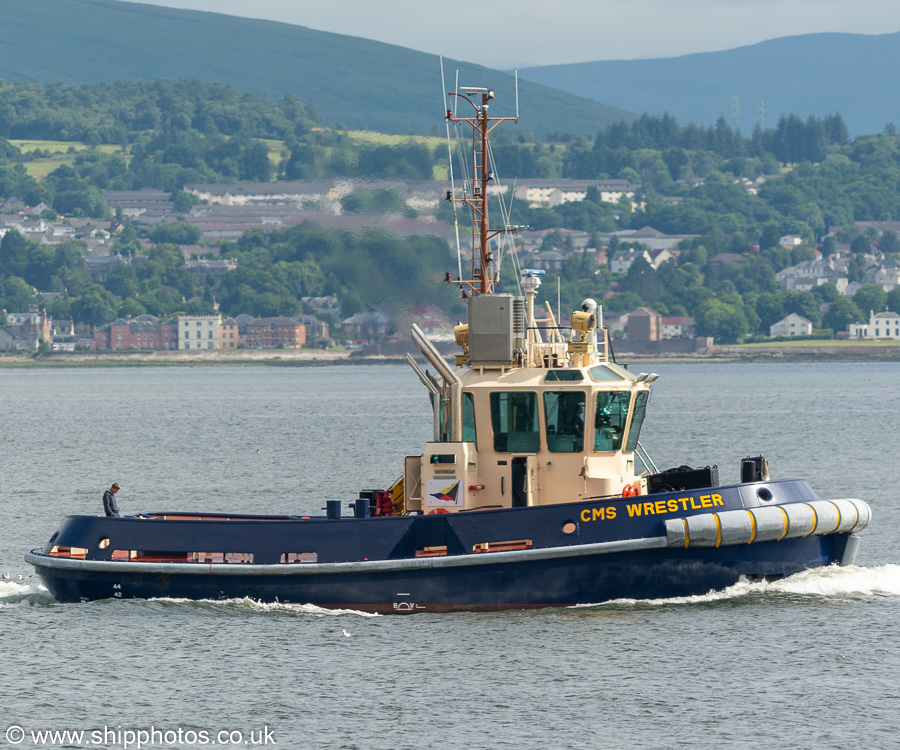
[0,578,55,607]
[144,596,379,617]
[577,564,900,609]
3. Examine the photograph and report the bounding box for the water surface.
[2,363,898,749]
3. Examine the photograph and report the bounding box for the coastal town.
[3,177,900,356]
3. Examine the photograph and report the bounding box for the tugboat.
[26,85,871,613]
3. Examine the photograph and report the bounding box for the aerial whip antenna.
[515,69,519,120]
[441,58,464,281]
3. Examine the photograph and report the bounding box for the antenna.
[454,69,459,118]
[757,99,765,130]
[441,58,463,282]
[515,70,519,120]
[732,95,740,131]
[440,56,447,113]
[557,276,561,329]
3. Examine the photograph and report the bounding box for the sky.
[118,0,900,68]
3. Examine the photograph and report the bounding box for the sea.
[1,362,899,750]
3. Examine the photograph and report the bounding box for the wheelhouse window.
[625,391,650,452]
[544,370,584,382]
[589,365,627,382]
[462,392,477,446]
[543,391,585,452]
[435,392,477,446]
[490,392,540,452]
[593,391,632,452]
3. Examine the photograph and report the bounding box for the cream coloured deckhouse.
[404,277,654,515]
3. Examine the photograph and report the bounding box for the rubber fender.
[664,498,872,549]
[782,503,817,538]
[828,498,859,534]
[830,498,871,533]
[852,498,872,533]
[716,509,756,546]
[808,500,841,535]
[664,518,687,548]
[683,513,720,547]
[749,505,790,543]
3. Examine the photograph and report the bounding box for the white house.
[770,313,813,337]
[661,316,695,339]
[612,226,698,253]
[610,248,652,274]
[513,179,638,209]
[178,314,222,350]
[779,234,805,248]
[848,310,900,340]
[775,258,849,289]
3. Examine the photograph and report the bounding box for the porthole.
[562,521,578,535]
[98,537,110,549]
[756,488,773,502]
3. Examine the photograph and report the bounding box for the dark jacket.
[103,489,119,516]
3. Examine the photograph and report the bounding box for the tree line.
[2,79,900,343]
[0,220,461,330]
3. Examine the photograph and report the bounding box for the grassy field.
[258,138,287,168]
[12,140,124,178]
[13,135,443,179]
[347,130,445,150]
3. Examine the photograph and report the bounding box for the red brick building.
[245,317,306,349]
[94,315,177,350]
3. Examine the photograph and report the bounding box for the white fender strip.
[665,499,871,549]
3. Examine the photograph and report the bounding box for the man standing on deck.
[103,482,121,517]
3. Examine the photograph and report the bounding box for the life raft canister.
[622,482,641,497]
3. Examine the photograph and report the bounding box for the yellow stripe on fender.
[776,506,789,540]
[805,503,818,537]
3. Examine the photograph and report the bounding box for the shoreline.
[3,342,900,367]
[0,349,360,367]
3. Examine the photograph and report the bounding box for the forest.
[2,79,900,342]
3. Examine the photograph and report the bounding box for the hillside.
[518,32,900,136]
[0,0,634,137]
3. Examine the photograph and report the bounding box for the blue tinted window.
[625,391,650,452]
[593,391,631,452]
[490,392,540,452]
[463,392,477,446]
[544,391,585,452]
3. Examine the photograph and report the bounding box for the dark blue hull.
[26,479,868,613]
[28,534,852,613]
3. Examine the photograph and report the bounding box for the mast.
[445,87,518,297]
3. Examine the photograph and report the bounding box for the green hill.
[1,0,634,137]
